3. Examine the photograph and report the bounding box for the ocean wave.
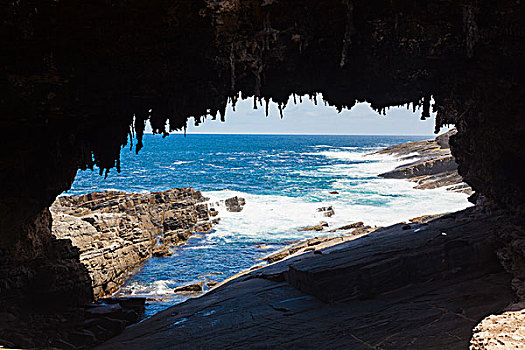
[172,160,193,165]
[122,279,177,296]
[308,144,333,148]
[203,176,471,243]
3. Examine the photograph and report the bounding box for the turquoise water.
[69,134,471,317]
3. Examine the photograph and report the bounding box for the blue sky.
[150,95,451,136]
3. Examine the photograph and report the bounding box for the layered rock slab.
[51,188,214,299]
[375,129,473,194]
[96,207,514,349]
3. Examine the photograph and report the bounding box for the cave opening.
[1,0,524,348]
[51,95,472,318]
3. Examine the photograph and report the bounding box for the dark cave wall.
[0,0,524,307]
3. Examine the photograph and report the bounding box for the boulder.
[316,206,335,217]
[173,281,204,294]
[225,196,246,212]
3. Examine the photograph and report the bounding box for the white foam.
[202,149,472,242]
[122,279,177,296]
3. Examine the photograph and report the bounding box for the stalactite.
[231,95,238,112]
[339,0,355,67]
[134,113,147,154]
[421,94,431,120]
[230,43,236,90]
[219,105,226,122]
[463,4,479,58]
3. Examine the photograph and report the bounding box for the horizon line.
[142,132,437,137]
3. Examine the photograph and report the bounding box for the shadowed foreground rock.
[96,207,515,349]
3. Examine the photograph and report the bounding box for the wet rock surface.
[224,196,246,212]
[298,222,329,232]
[51,188,215,299]
[96,207,515,350]
[173,282,205,294]
[316,206,335,217]
[263,226,376,265]
[375,129,473,194]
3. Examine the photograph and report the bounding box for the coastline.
[371,129,472,194]
[97,206,515,350]
[52,131,471,305]
[11,132,476,348]
[131,131,472,308]
[50,190,249,300]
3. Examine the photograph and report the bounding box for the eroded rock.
[96,208,516,350]
[224,197,246,212]
[375,130,473,194]
[51,188,215,299]
[316,206,335,217]
[470,303,525,349]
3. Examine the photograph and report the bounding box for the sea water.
[69,134,471,317]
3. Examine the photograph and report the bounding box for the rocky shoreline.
[1,136,514,349]
[90,134,519,349]
[96,206,518,350]
[0,189,249,348]
[50,189,248,302]
[372,129,473,194]
[51,188,218,300]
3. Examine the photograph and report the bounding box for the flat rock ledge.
[51,188,217,299]
[96,207,516,350]
[373,129,473,194]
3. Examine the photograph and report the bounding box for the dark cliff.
[0,0,524,348]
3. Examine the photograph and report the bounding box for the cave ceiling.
[1,0,524,220]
